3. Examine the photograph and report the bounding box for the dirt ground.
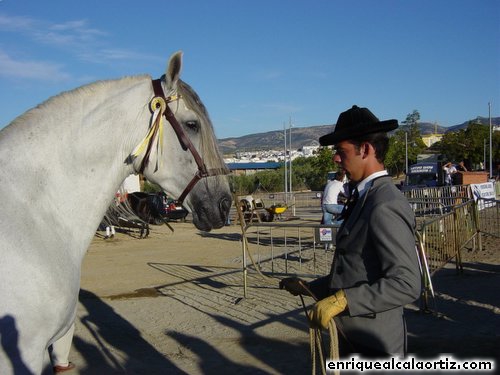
[66,210,499,374]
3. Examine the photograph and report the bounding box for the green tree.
[255,169,291,192]
[230,174,255,195]
[436,121,500,169]
[295,147,335,190]
[385,131,406,176]
[385,110,426,176]
[284,158,313,191]
[435,130,461,162]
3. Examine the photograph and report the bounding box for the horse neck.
[1,76,152,250]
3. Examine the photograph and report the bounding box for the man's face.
[333,140,363,182]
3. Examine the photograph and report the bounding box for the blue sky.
[0,0,498,139]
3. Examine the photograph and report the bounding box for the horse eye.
[185,121,200,133]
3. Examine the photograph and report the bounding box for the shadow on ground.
[407,262,500,358]
[72,257,500,374]
[75,289,187,374]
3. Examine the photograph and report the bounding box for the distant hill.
[445,116,500,132]
[218,117,500,154]
[218,125,332,154]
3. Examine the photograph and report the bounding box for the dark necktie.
[339,188,359,221]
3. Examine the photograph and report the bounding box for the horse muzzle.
[189,191,232,231]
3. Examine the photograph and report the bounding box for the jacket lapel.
[336,176,389,240]
[337,191,368,240]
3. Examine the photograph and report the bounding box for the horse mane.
[177,80,227,171]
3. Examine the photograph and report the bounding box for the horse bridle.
[136,78,228,204]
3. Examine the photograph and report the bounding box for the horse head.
[132,52,232,231]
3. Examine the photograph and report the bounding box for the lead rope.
[299,292,340,375]
[234,196,339,375]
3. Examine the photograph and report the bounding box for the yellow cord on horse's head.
[131,97,167,161]
[132,94,183,172]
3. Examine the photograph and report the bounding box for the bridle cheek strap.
[148,79,228,205]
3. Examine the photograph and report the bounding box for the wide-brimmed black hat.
[319,105,398,146]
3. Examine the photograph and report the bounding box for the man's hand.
[279,277,313,297]
[309,289,347,329]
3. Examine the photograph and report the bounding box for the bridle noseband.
[133,78,228,205]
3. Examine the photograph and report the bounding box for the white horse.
[0,51,232,374]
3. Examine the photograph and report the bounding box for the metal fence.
[238,187,499,312]
[415,197,499,311]
[241,181,499,218]
[408,196,470,224]
[240,221,339,297]
[403,184,471,200]
[417,199,479,275]
[476,198,500,238]
[249,191,322,209]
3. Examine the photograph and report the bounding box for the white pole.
[489,102,493,178]
[484,138,487,171]
[289,118,294,215]
[284,122,288,203]
[289,118,292,196]
[405,131,408,175]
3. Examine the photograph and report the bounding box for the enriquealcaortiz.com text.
[326,356,495,372]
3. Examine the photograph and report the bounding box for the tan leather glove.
[279,277,313,297]
[309,289,347,329]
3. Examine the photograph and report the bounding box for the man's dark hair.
[350,132,390,163]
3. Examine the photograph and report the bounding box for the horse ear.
[165,51,183,90]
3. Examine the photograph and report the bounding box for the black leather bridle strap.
[150,79,228,204]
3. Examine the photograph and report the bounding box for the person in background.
[443,162,457,185]
[322,169,348,225]
[49,322,76,373]
[280,105,421,357]
[453,160,468,184]
[456,160,468,172]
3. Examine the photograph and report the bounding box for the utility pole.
[283,122,288,203]
[289,118,292,197]
[405,131,408,175]
[489,102,493,179]
[484,138,487,171]
[289,118,294,215]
